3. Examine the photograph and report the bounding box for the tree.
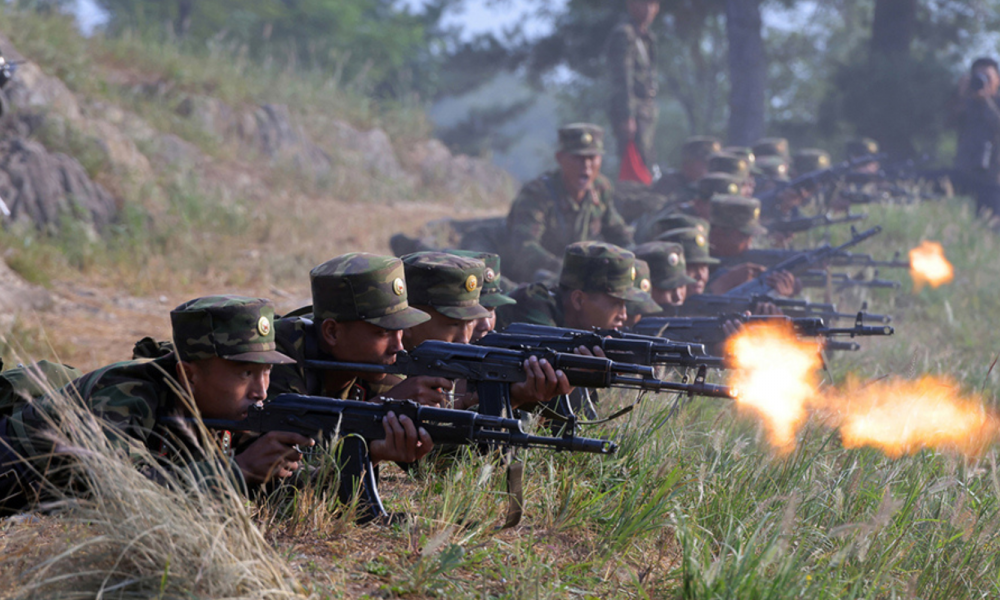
[725,0,765,145]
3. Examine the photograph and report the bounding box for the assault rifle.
[484,322,727,369]
[758,153,886,209]
[632,314,894,348]
[719,248,910,270]
[306,340,737,412]
[675,293,892,324]
[726,225,883,297]
[766,212,867,235]
[797,269,901,291]
[200,395,615,523]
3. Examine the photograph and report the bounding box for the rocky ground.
[0,26,509,372]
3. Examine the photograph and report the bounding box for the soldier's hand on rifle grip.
[370,411,433,464]
[765,270,798,297]
[752,302,784,316]
[511,355,574,409]
[235,431,314,485]
[385,376,454,408]
[573,345,607,358]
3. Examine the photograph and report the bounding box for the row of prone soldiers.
[0,243,704,520]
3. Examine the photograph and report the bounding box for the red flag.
[618,141,652,185]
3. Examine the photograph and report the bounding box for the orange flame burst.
[909,241,954,290]
[726,322,822,454]
[821,376,999,459]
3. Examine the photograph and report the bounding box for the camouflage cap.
[723,146,756,167]
[310,253,431,330]
[403,252,492,320]
[846,138,879,159]
[753,137,790,159]
[559,241,647,302]
[634,242,697,291]
[558,123,604,156]
[657,226,720,265]
[170,295,295,364]
[711,195,766,236]
[681,136,722,161]
[793,149,831,174]
[707,152,751,180]
[626,259,664,316]
[444,249,516,309]
[697,173,741,200]
[653,213,710,237]
[756,155,790,181]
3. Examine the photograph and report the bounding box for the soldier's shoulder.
[594,174,615,196]
[497,283,559,328]
[512,172,560,207]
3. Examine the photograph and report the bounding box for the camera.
[970,71,989,93]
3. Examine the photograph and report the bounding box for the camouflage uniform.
[652,137,721,200]
[269,253,430,400]
[505,125,633,282]
[657,226,720,267]
[497,242,650,418]
[496,241,650,329]
[752,138,791,161]
[625,259,664,317]
[443,250,517,309]
[0,296,293,514]
[402,252,490,320]
[633,241,696,293]
[606,15,658,166]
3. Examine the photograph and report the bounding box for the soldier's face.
[403,307,477,348]
[686,264,710,295]
[183,357,271,421]
[568,291,627,330]
[710,227,752,257]
[652,285,686,307]
[557,152,602,198]
[627,1,660,27]
[470,308,497,343]
[322,319,404,382]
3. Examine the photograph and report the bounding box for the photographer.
[951,57,1000,224]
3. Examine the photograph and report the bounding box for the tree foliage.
[94,0,456,98]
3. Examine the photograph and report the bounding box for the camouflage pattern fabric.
[443,250,517,308]
[171,295,294,365]
[756,156,790,182]
[2,354,247,507]
[505,170,633,282]
[606,18,658,165]
[723,146,756,169]
[711,195,766,235]
[495,283,563,330]
[657,226,720,265]
[558,123,605,156]
[268,316,396,401]
[650,169,696,202]
[559,241,647,303]
[613,180,670,224]
[626,259,663,316]
[753,138,791,160]
[792,149,831,175]
[310,253,430,330]
[681,137,723,162]
[633,241,696,290]
[402,252,491,320]
[635,210,709,244]
[707,152,752,180]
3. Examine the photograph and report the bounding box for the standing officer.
[606,0,661,168]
